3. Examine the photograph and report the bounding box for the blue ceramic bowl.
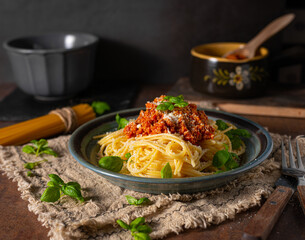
[3,32,98,100]
[68,108,273,194]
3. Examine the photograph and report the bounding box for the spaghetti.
[97,96,247,178]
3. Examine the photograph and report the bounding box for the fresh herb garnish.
[27,171,34,177]
[226,129,252,138]
[40,174,84,203]
[157,101,174,111]
[126,195,151,206]
[161,162,172,178]
[116,114,129,130]
[215,119,251,150]
[125,153,132,160]
[212,149,239,172]
[216,119,229,131]
[91,101,111,115]
[156,95,188,111]
[98,156,124,172]
[24,159,48,170]
[117,217,152,240]
[225,129,251,150]
[22,139,58,157]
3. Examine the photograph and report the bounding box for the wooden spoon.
[222,13,295,59]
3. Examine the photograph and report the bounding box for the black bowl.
[3,32,98,100]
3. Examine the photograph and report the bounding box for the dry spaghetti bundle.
[0,104,95,146]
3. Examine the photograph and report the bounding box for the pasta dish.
[97,95,250,178]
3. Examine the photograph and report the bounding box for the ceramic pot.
[190,42,269,98]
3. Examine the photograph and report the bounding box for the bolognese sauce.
[123,95,214,145]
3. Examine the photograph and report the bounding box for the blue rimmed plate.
[68,108,273,194]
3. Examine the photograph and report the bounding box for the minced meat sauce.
[123,96,214,145]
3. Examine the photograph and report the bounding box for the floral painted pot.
[190,42,269,98]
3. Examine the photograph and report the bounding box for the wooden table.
[0,83,304,240]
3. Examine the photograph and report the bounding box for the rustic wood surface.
[242,186,294,240]
[0,83,305,240]
[298,186,305,215]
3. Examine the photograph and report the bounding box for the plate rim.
[68,108,273,184]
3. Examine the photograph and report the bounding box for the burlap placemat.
[0,132,301,240]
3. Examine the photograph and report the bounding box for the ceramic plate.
[68,108,273,194]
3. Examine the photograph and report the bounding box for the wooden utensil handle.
[297,185,305,215]
[242,185,293,240]
[217,103,305,119]
[247,13,295,49]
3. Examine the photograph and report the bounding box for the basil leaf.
[47,181,60,188]
[228,129,251,138]
[41,147,58,157]
[24,159,47,170]
[61,185,84,202]
[230,152,239,160]
[126,195,138,205]
[225,128,251,150]
[38,139,48,148]
[178,94,184,100]
[27,171,34,177]
[161,162,172,178]
[168,96,181,104]
[175,102,188,108]
[125,153,131,160]
[225,131,233,139]
[156,102,172,111]
[130,217,145,229]
[120,118,129,129]
[117,219,130,230]
[156,104,165,111]
[77,196,85,202]
[230,135,243,150]
[24,162,36,170]
[48,174,64,185]
[40,187,60,202]
[168,104,174,111]
[116,114,129,130]
[225,157,239,170]
[133,232,151,240]
[30,139,39,148]
[115,113,120,125]
[126,196,150,206]
[163,96,172,100]
[136,197,150,205]
[23,139,57,157]
[212,150,230,168]
[66,182,81,190]
[41,174,84,203]
[216,120,229,131]
[136,224,152,233]
[157,95,188,111]
[22,145,36,155]
[91,101,111,115]
[99,156,124,172]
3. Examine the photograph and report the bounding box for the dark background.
[0,0,304,86]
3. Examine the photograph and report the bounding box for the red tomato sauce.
[123,96,214,145]
[225,53,247,60]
